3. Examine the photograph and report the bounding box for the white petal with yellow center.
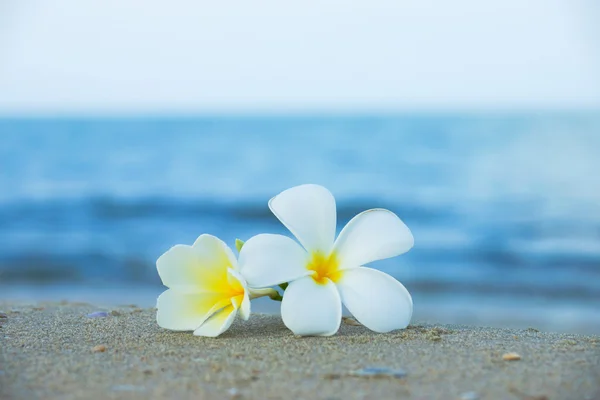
[156,234,251,337]
[305,251,344,284]
[157,234,239,293]
[156,289,231,331]
[281,276,342,336]
[333,209,414,269]
[239,233,311,288]
[268,184,336,253]
[236,184,415,337]
[336,267,413,333]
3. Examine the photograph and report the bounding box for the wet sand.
[1,302,599,400]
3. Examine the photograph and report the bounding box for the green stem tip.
[235,238,245,253]
[269,292,283,302]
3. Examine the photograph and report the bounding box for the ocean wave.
[0,196,450,223]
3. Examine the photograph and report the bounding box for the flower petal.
[193,302,238,337]
[336,267,412,333]
[238,291,250,321]
[333,209,414,269]
[239,234,311,288]
[156,245,199,291]
[268,184,336,253]
[156,289,231,331]
[226,268,250,320]
[226,268,247,295]
[281,276,342,336]
[156,234,237,293]
[192,234,239,270]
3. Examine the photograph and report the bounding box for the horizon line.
[1,107,599,120]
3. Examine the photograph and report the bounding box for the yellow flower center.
[307,251,342,285]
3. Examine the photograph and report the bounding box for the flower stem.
[248,287,280,301]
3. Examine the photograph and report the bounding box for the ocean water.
[1,114,600,333]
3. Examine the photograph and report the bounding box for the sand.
[1,302,599,400]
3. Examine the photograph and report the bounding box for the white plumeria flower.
[156,234,274,337]
[239,184,414,336]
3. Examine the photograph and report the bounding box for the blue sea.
[1,114,600,333]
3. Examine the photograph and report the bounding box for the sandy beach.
[1,302,599,400]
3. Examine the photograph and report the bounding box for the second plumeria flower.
[239,184,414,336]
[156,234,276,337]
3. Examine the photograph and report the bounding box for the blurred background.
[1,1,599,333]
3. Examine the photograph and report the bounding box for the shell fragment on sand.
[502,352,521,361]
[91,345,107,353]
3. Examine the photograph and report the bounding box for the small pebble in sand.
[351,367,407,378]
[92,344,107,353]
[342,317,362,326]
[87,311,109,318]
[458,391,480,400]
[502,352,521,361]
[228,387,241,399]
[0,313,8,319]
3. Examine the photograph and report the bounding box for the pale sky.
[0,0,599,114]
